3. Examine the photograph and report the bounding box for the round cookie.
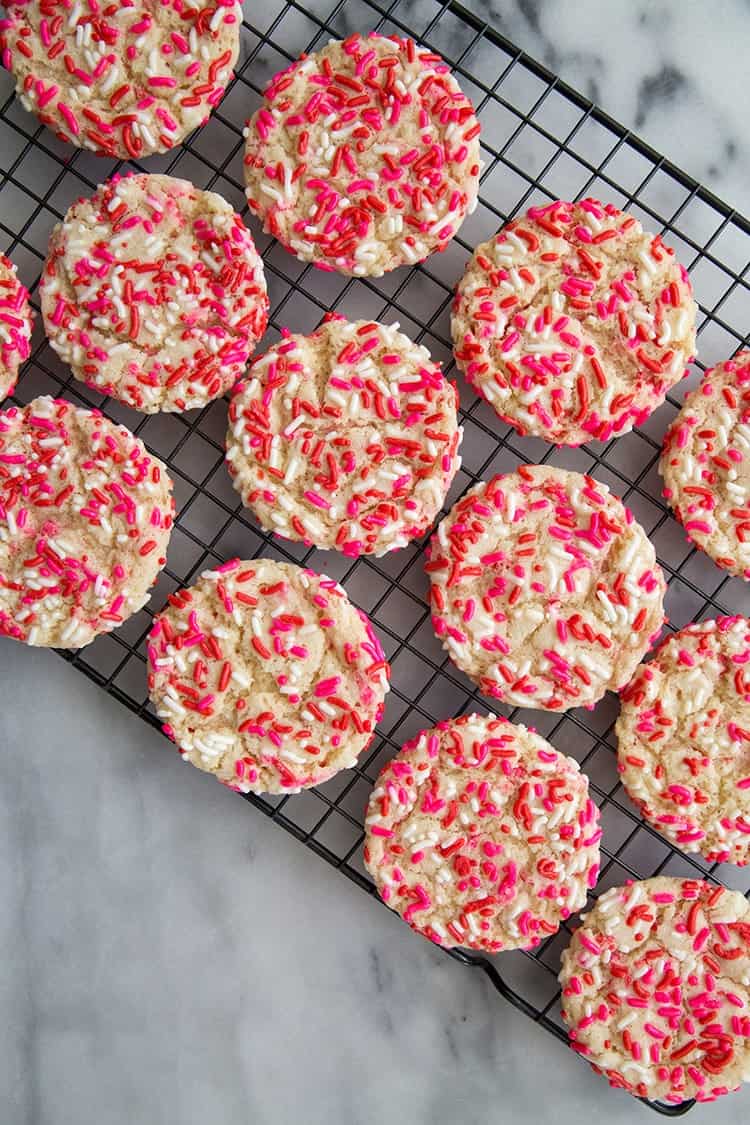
[559,877,750,1104]
[226,315,462,556]
[427,465,666,710]
[243,33,481,276]
[616,616,750,866]
[147,558,390,794]
[364,712,601,953]
[41,174,268,413]
[0,252,32,401]
[452,198,697,446]
[0,395,173,647]
[661,351,750,578]
[0,0,241,158]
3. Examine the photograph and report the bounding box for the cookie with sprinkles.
[40,173,268,413]
[147,558,390,794]
[243,33,481,277]
[616,616,750,866]
[0,395,173,647]
[0,0,241,158]
[452,198,697,446]
[364,712,601,953]
[661,351,750,578]
[559,877,750,1103]
[426,465,666,710]
[226,315,462,556]
[0,252,32,401]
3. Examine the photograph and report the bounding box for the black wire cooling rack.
[2,0,750,1115]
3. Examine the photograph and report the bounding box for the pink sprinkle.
[57,102,80,135]
[304,490,330,510]
[314,676,341,698]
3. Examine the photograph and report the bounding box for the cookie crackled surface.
[559,877,750,1104]
[364,712,601,953]
[452,198,696,445]
[147,559,390,794]
[243,33,481,276]
[226,315,462,556]
[616,616,750,865]
[426,465,665,710]
[0,0,241,158]
[0,395,173,648]
[0,252,32,402]
[661,350,750,578]
[41,173,268,413]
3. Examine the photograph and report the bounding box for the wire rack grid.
[2,0,750,1115]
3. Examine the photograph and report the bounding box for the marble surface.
[1,3,750,1125]
[466,0,750,216]
[9,649,750,1125]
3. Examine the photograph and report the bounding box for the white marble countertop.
[473,0,749,216]
[1,3,749,1125]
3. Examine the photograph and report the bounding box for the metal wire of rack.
[1,0,749,1115]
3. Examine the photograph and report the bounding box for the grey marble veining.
[1,4,750,1125]
[4,646,750,1125]
[439,0,750,216]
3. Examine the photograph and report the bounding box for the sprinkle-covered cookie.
[41,174,268,413]
[147,558,390,794]
[0,251,32,401]
[427,465,666,710]
[364,712,601,952]
[0,0,241,158]
[559,877,750,1104]
[661,351,750,578]
[452,198,696,446]
[243,33,481,276]
[616,616,750,866]
[226,315,462,556]
[0,395,173,647]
